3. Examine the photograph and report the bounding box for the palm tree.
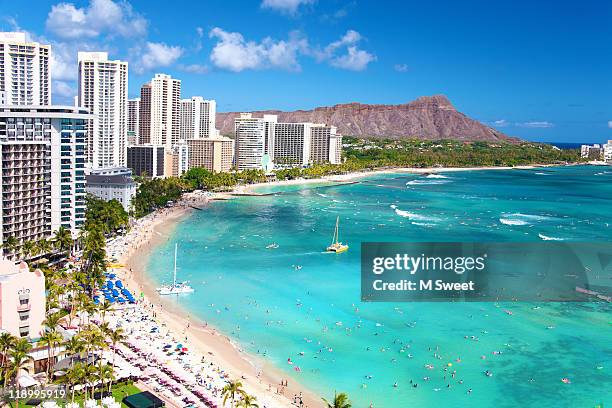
[64,336,85,367]
[7,350,34,408]
[97,363,115,393]
[322,391,352,408]
[62,362,85,402]
[222,380,244,408]
[38,330,63,378]
[99,301,113,324]
[1,236,19,257]
[43,312,63,333]
[21,240,35,260]
[0,332,15,385]
[108,328,125,370]
[53,226,73,257]
[237,393,259,408]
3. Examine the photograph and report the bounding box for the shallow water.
[147,166,612,407]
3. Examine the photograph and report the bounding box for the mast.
[335,216,340,245]
[173,243,177,287]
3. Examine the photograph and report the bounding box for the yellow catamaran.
[327,216,349,253]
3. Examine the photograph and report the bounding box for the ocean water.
[146,166,612,408]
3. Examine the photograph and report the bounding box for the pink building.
[0,258,46,339]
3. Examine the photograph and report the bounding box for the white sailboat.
[156,243,194,295]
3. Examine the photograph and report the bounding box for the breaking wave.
[538,233,565,241]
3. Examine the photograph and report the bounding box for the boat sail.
[326,216,349,253]
[156,243,194,295]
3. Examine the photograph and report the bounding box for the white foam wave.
[394,208,440,222]
[317,193,328,197]
[411,222,436,227]
[406,179,449,186]
[538,233,565,241]
[499,218,529,226]
[425,174,449,179]
[389,204,397,209]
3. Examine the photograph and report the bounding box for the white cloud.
[492,119,510,127]
[516,121,554,128]
[394,63,409,73]
[135,42,183,74]
[330,46,376,71]
[261,0,315,15]
[313,30,376,71]
[209,28,307,72]
[608,121,612,128]
[46,0,147,39]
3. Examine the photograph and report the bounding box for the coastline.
[233,163,557,194]
[110,162,585,407]
[112,197,323,408]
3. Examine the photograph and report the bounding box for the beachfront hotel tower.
[235,113,342,170]
[127,97,140,145]
[139,74,181,151]
[180,97,218,139]
[77,52,128,169]
[234,113,277,170]
[186,137,234,173]
[0,105,90,256]
[0,259,45,339]
[0,32,51,106]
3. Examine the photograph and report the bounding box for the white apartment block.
[77,52,128,169]
[234,113,276,171]
[169,140,189,177]
[235,113,342,170]
[127,97,140,145]
[0,32,51,106]
[86,167,136,212]
[604,140,612,164]
[141,74,181,152]
[180,97,217,139]
[0,105,90,255]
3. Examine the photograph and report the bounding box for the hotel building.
[0,32,51,106]
[85,167,136,212]
[77,52,128,168]
[310,124,342,164]
[234,113,276,170]
[180,97,217,139]
[167,140,189,177]
[127,97,140,145]
[235,113,342,170]
[0,259,45,340]
[127,144,166,178]
[604,141,612,164]
[139,74,181,151]
[0,105,90,255]
[580,144,603,160]
[138,84,151,144]
[187,137,234,173]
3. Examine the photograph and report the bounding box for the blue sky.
[1,0,610,142]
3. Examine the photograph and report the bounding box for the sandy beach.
[110,193,323,408]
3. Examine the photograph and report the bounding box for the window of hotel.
[19,294,29,305]
[18,310,29,321]
[19,327,29,337]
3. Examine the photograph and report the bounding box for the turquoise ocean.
[146,166,611,408]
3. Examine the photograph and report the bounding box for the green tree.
[53,226,73,257]
[323,392,352,408]
[222,380,245,408]
[1,236,19,257]
[237,393,259,408]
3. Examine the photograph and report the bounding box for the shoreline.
[109,162,587,407]
[112,197,322,408]
[233,163,565,194]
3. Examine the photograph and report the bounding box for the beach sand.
[115,198,323,408]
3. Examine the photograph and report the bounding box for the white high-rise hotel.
[180,96,217,139]
[0,32,50,106]
[234,113,342,171]
[139,74,181,151]
[77,52,128,169]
